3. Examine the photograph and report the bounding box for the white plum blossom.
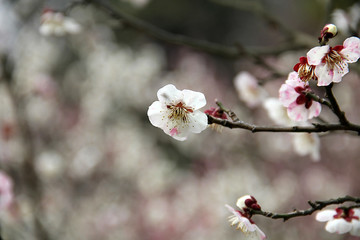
[307,36,360,86]
[263,98,293,126]
[234,72,267,108]
[0,171,14,211]
[316,208,360,236]
[292,132,320,161]
[39,9,82,36]
[147,84,208,141]
[225,202,266,240]
[279,72,321,122]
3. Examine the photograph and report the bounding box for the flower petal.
[254,224,267,240]
[315,64,335,86]
[341,36,360,63]
[325,219,352,234]
[307,45,330,65]
[279,83,299,107]
[147,101,167,128]
[307,101,322,119]
[350,220,360,236]
[316,210,337,222]
[157,84,183,105]
[182,89,206,110]
[187,111,208,133]
[287,102,309,122]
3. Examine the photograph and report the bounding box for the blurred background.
[0,0,360,239]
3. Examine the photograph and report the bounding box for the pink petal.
[316,210,337,222]
[279,83,299,107]
[254,224,267,240]
[307,101,322,119]
[325,219,352,234]
[307,45,330,65]
[341,37,360,63]
[287,102,308,122]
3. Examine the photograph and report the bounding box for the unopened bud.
[236,195,261,211]
[319,24,338,45]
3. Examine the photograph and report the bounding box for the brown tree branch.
[250,195,360,221]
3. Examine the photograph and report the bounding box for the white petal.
[157,84,183,104]
[353,209,360,217]
[39,24,53,36]
[187,111,208,133]
[341,37,360,63]
[350,220,360,236]
[279,83,298,107]
[307,45,330,65]
[315,64,334,86]
[316,210,337,222]
[147,101,167,128]
[254,224,267,240]
[64,19,82,34]
[325,219,352,234]
[182,89,206,110]
[293,133,320,161]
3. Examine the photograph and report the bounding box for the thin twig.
[250,195,360,221]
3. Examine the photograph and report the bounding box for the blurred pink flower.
[147,84,208,141]
[234,72,267,108]
[279,72,321,122]
[39,9,82,36]
[0,171,14,211]
[225,204,266,240]
[316,208,360,236]
[307,37,360,86]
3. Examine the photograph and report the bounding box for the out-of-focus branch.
[1,56,49,240]
[250,195,360,221]
[79,0,312,58]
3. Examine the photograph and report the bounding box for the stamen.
[167,102,194,124]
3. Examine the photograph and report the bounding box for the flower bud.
[319,24,338,44]
[236,195,261,211]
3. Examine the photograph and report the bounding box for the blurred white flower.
[0,171,14,211]
[234,72,267,108]
[263,98,293,126]
[147,84,208,141]
[316,208,360,236]
[292,132,320,161]
[35,151,64,179]
[332,4,360,35]
[0,1,18,54]
[225,204,266,240]
[39,9,82,36]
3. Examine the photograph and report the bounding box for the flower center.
[334,208,359,222]
[297,64,316,82]
[167,102,193,123]
[324,49,347,73]
[294,86,313,109]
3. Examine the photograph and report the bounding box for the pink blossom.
[307,36,360,86]
[0,171,14,211]
[147,84,208,141]
[316,208,360,236]
[279,72,321,121]
[234,72,267,108]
